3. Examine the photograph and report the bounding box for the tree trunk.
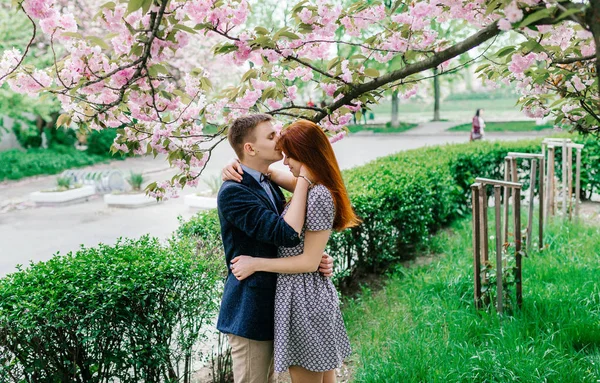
[391,90,399,127]
[586,0,600,100]
[433,67,441,121]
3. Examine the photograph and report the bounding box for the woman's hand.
[230,255,259,280]
[222,158,243,182]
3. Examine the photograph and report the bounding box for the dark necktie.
[260,173,271,183]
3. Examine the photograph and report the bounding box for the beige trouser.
[227,334,275,383]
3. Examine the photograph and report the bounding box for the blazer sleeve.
[218,183,301,247]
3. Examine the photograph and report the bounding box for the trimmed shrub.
[45,126,78,148]
[12,120,42,149]
[176,135,600,279]
[0,236,222,383]
[86,128,119,157]
[0,148,107,181]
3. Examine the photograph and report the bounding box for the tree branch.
[0,9,36,83]
[551,55,596,65]
[313,20,502,122]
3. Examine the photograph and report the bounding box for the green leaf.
[56,114,71,128]
[141,0,152,14]
[327,57,341,71]
[214,44,238,55]
[173,24,198,35]
[149,64,168,75]
[254,26,270,36]
[241,69,258,83]
[475,63,490,73]
[556,7,583,22]
[518,7,554,28]
[278,31,301,40]
[496,46,515,58]
[127,0,145,14]
[86,36,110,50]
[363,68,380,78]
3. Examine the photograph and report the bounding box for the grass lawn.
[448,121,554,132]
[343,216,600,382]
[347,122,418,134]
[368,97,525,123]
[0,148,110,182]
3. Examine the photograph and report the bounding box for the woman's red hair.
[278,120,361,231]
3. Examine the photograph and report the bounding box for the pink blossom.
[504,1,523,23]
[251,79,276,91]
[561,104,576,114]
[287,85,298,101]
[581,42,595,57]
[237,89,261,109]
[320,83,337,97]
[402,87,418,99]
[570,76,586,92]
[298,8,314,24]
[411,3,434,18]
[266,99,282,109]
[340,60,352,82]
[22,0,56,19]
[345,102,362,112]
[508,53,537,75]
[113,143,129,153]
[498,18,512,31]
[190,152,209,168]
[329,131,346,144]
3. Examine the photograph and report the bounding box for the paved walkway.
[0,122,552,276]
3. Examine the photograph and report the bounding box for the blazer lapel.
[270,183,286,214]
[241,172,278,213]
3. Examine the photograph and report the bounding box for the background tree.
[0,0,597,197]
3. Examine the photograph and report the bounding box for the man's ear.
[243,142,256,157]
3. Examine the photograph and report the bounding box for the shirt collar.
[241,164,263,184]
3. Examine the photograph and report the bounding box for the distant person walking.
[470,109,485,141]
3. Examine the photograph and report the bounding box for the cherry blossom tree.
[0,0,597,198]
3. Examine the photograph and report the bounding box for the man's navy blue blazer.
[216,171,300,341]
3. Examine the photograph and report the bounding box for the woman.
[471,108,485,141]
[228,120,360,383]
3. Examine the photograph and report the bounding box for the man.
[216,114,333,382]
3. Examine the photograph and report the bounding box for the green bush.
[86,128,120,157]
[45,126,78,148]
[12,120,42,149]
[0,236,222,383]
[176,134,600,279]
[0,148,107,181]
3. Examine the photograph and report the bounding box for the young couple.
[216,114,360,383]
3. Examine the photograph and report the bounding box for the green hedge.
[86,129,119,157]
[0,147,107,181]
[0,236,222,382]
[179,135,600,278]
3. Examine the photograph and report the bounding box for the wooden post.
[567,145,573,220]
[494,185,503,314]
[514,187,522,309]
[503,157,511,243]
[546,146,555,219]
[480,184,489,280]
[471,184,482,309]
[539,156,544,249]
[576,148,581,219]
[526,159,537,250]
[562,140,567,217]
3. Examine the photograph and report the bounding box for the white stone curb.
[29,185,96,206]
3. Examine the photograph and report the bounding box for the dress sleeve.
[305,185,335,231]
